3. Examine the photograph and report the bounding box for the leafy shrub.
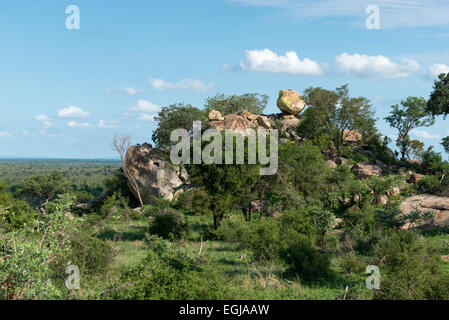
[418,175,441,194]
[373,230,449,300]
[150,208,187,239]
[421,147,449,176]
[280,237,331,282]
[222,218,281,262]
[279,208,317,242]
[102,241,227,300]
[69,231,116,275]
[339,253,366,274]
[0,195,76,300]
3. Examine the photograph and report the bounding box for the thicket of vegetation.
[2,75,449,300]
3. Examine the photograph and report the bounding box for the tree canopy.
[427,73,449,118]
[151,103,207,150]
[298,84,377,155]
[204,93,268,116]
[384,97,434,160]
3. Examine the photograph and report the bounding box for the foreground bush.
[373,230,449,300]
[280,237,332,282]
[0,195,75,299]
[101,238,228,300]
[150,208,187,239]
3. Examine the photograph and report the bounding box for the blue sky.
[0,0,449,158]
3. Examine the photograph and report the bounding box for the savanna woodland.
[3,74,449,300]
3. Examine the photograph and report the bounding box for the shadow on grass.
[97,226,148,242]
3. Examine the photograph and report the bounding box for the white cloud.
[128,100,161,113]
[106,86,143,95]
[411,129,441,140]
[239,49,323,75]
[0,131,11,138]
[58,106,89,118]
[429,64,449,78]
[227,0,449,29]
[98,120,118,128]
[68,121,90,128]
[138,114,156,122]
[35,114,52,128]
[149,77,213,92]
[335,53,420,78]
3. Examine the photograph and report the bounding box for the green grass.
[74,214,377,300]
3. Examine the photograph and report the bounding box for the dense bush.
[373,230,449,300]
[102,241,227,300]
[68,231,116,275]
[150,208,187,239]
[418,175,441,194]
[0,195,75,300]
[221,218,281,262]
[280,236,332,282]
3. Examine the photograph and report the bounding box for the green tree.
[276,141,329,203]
[384,97,434,160]
[152,103,207,150]
[22,173,71,214]
[442,136,449,154]
[204,93,268,116]
[188,134,260,229]
[427,73,449,155]
[427,73,449,118]
[298,84,377,156]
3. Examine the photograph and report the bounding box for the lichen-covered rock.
[277,90,306,115]
[207,110,273,135]
[400,195,449,229]
[343,130,363,142]
[410,173,425,185]
[387,187,401,197]
[208,110,222,121]
[326,160,337,169]
[125,143,185,202]
[351,163,382,179]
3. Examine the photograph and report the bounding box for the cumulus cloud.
[149,77,213,92]
[106,86,143,95]
[411,129,441,140]
[35,114,52,128]
[98,120,118,129]
[126,100,160,122]
[138,114,156,122]
[0,131,11,138]
[58,106,89,118]
[429,64,449,78]
[68,121,90,128]
[335,53,420,78]
[239,49,323,75]
[128,100,161,113]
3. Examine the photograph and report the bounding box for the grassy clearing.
[73,214,378,300]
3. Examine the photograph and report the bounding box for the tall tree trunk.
[242,207,248,221]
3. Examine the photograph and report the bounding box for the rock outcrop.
[277,90,306,115]
[351,163,382,179]
[125,143,186,202]
[326,160,337,169]
[343,130,363,142]
[400,195,449,229]
[410,173,425,185]
[207,110,273,135]
[208,110,223,121]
